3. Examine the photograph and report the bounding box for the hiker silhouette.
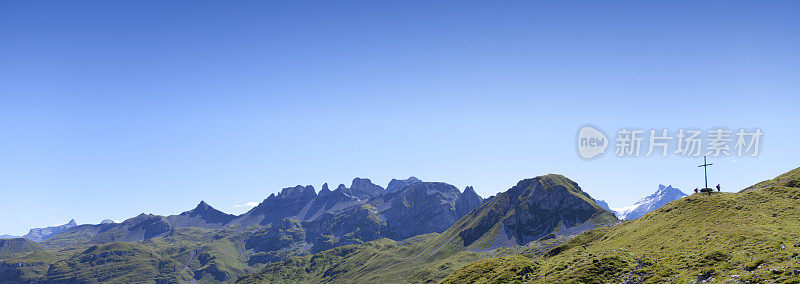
[694,188,698,193]
[716,184,721,192]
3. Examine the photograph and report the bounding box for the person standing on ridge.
[716,184,721,192]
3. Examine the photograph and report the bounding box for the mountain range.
[238,173,616,283]
[0,176,493,282]
[2,168,796,283]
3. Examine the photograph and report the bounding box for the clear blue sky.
[1,1,798,235]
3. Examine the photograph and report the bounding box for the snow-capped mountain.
[612,184,688,220]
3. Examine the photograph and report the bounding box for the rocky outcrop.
[381,182,476,240]
[501,176,608,245]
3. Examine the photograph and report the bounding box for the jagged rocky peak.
[387,176,423,192]
[320,183,331,195]
[276,185,317,200]
[194,200,212,211]
[463,186,478,196]
[348,178,385,198]
[455,185,484,217]
[67,219,77,226]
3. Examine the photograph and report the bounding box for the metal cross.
[698,156,713,189]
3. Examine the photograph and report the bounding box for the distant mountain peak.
[195,201,211,210]
[613,184,688,220]
[348,178,385,198]
[21,219,79,242]
[169,201,236,228]
[462,186,479,197]
[387,176,423,193]
[276,185,317,200]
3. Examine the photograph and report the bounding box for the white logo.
[578,126,608,159]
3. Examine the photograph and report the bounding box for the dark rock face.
[22,220,78,242]
[382,182,478,240]
[386,176,422,193]
[502,177,604,244]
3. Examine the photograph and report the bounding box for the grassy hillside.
[0,238,43,258]
[445,166,800,283]
[236,234,566,284]
[742,166,800,192]
[45,242,194,283]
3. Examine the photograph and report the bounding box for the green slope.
[444,166,800,283]
[235,234,566,284]
[0,238,43,258]
[45,242,194,283]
